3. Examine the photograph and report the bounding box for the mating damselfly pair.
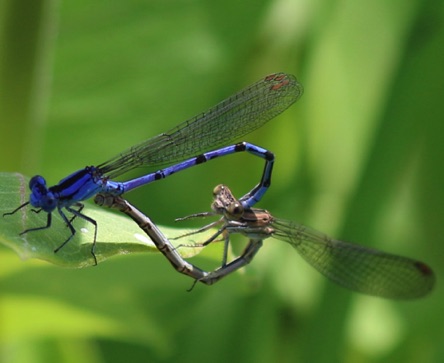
[4,73,435,299]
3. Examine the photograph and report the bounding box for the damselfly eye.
[212,184,225,197]
[227,202,243,219]
[29,175,47,189]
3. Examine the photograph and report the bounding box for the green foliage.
[1,1,443,363]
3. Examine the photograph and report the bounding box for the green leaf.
[0,172,217,268]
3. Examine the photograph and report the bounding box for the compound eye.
[212,184,225,197]
[29,175,47,189]
[226,202,243,219]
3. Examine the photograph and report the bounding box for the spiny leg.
[55,206,98,265]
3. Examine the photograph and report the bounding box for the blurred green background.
[1,0,443,362]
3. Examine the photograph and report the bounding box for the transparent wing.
[99,73,302,177]
[270,218,435,299]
